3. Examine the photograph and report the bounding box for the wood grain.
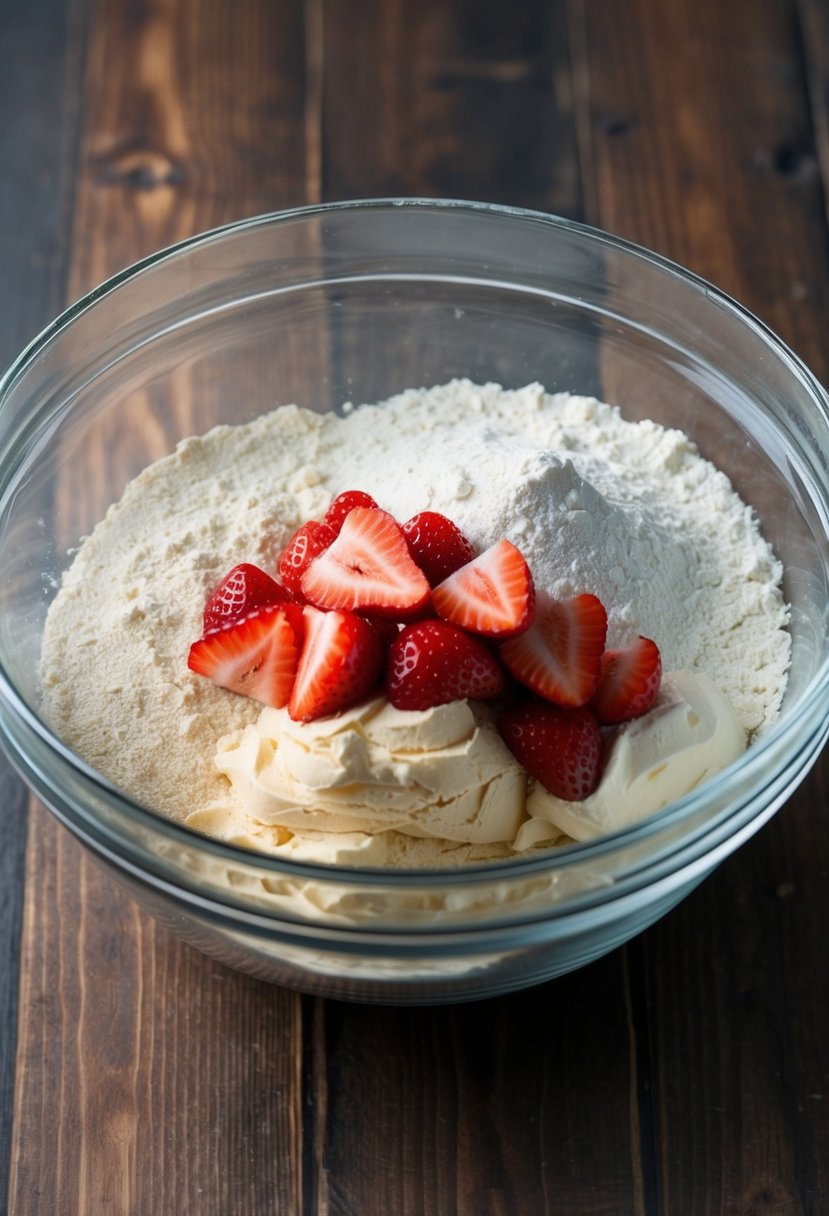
[321,0,581,215]
[13,811,305,1214]
[570,0,829,378]
[0,0,85,1204]
[798,0,829,230]
[570,0,829,1208]
[313,964,648,1216]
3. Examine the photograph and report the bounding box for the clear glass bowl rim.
[1,196,829,899]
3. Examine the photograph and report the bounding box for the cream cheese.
[206,697,527,844]
[516,671,747,845]
[197,670,746,858]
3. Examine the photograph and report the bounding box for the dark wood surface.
[1,1,828,1212]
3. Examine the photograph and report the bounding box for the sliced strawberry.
[324,490,379,535]
[289,605,384,722]
[300,507,431,619]
[591,636,662,724]
[431,538,534,638]
[500,594,607,707]
[499,700,603,802]
[387,619,504,711]
[401,511,476,587]
[277,520,337,599]
[203,563,289,634]
[188,603,304,708]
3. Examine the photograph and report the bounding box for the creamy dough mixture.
[40,381,790,865]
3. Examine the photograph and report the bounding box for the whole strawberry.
[401,511,476,586]
[499,700,603,801]
[387,619,504,710]
[324,490,379,535]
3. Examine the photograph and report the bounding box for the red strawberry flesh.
[431,538,534,637]
[401,511,476,587]
[500,593,607,707]
[188,603,304,709]
[203,563,289,634]
[499,700,603,802]
[300,507,431,619]
[387,619,504,711]
[288,605,384,722]
[592,636,662,724]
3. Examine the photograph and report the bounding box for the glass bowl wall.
[0,201,827,1003]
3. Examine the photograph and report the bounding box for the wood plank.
[9,1,315,1212]
[569,0,829,1206]
[321,0,581,216]
[798,0,829,230]
[569,0,829,380]
[313,963,646,1216]
[13,809,305,1214]
[0,0,86,1205]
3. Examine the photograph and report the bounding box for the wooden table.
[2,1,828,1211]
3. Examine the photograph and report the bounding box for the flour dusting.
[39,381,790,826]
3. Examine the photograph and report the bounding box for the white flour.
[40,380,790,825]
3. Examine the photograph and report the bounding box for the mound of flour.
[330,382,790,732]
[40,380,790,824]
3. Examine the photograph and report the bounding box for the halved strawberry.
[591,636,662,724]
[401,511,476,587]
[277,520,337,599]
[387,619,504,711]
[300,507,431,619]
[431,538,534,638]
[203,563,289,634]
[500,594,607,707]
[324,490,379,536]
[188,603,304,708]
[499,700,603,801]
[288,605,384,722]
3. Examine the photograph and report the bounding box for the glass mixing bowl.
[1,200,828,1004]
